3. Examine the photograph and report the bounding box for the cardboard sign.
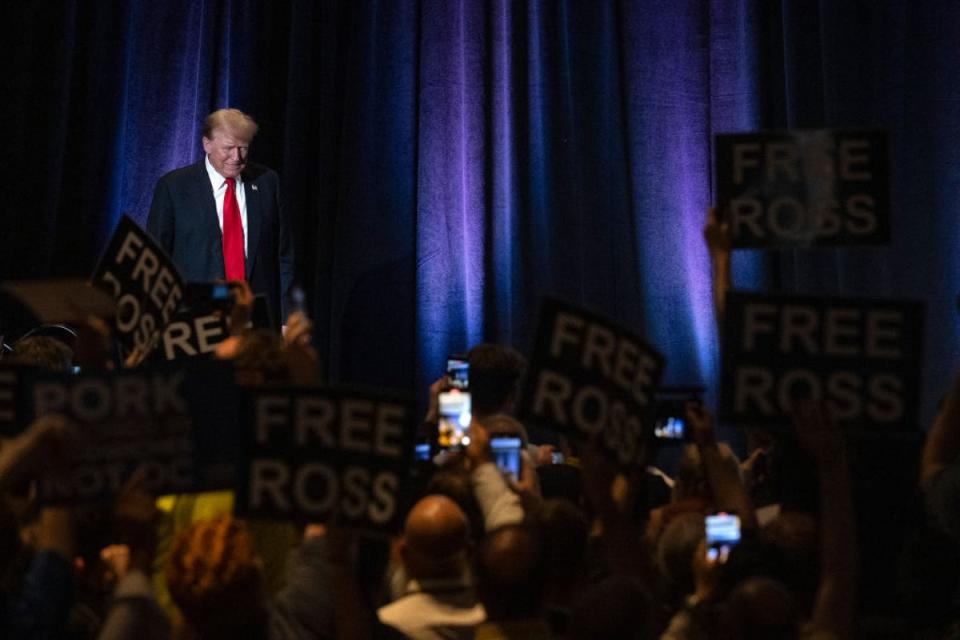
[520,298,665,466]
[236,387,413,536]
[158,311,228,361]
[719,291,923,430]
[715,129,889,247]
[31,362,240,503]
[91,216,184,354]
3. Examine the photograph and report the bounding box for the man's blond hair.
[202,108,258,142]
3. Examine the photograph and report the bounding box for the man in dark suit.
[147,108,295,328]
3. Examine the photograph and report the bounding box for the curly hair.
[166,515,264,637]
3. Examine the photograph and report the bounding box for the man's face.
[202,129,250,179]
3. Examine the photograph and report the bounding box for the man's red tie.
[222,178,245,281]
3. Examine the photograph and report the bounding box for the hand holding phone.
[437,389,471,450]
[490,436,522,479]
[652,387,705,443]
[705,513,741,563]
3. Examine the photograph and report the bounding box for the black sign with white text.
[715,129,889,247]
[158,310,228,361]
[236,387,413,537]
[520,298,665,466]
[91,216,184,354]
[719,291,923,430]
[32,362,239,503]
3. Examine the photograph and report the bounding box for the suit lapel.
[243,175,262,281]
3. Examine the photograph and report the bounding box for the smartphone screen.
[414,441,432,462]
[446,356,469,390]
[490,436,522,479]
[437,390,471,450]
[212,283,230,300]
[705,513,741,563]
[654,415,685,440]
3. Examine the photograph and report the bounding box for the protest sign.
[91,216,184,354]
[236,387,413,537]
[520,298,665,466]
[158,310,228,361]
[715,129,889,247]
[719,291,923,430]
[31,361,239,503]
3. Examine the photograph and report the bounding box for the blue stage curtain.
[2,1,957,424]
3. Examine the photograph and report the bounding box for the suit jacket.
[146,159,295,327]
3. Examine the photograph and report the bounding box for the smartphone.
[446,356,469,391]
[183,281,233,313]
[654,414,686,440]
[705,513,741,563]
[437,389,471,450]
[490,436,522,479]
[288,285,307,317]
[652,386,705,442]
[185,281,230,301]
[414,441,432,462]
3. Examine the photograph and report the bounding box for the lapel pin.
[251,185,258,191]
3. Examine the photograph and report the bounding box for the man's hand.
[283,310,312,348]
[100,544,132,583]
[282,309,320,383]
[113,468,158,574]
[704,206,733,321]
[792,399,845,469]
[123,343,151,369]
[692,539,722,603]
[465,418,493,468]
[423,377,446,426]
[227,280,254,334]
[703,206,732,258]
[507,448,542,507]
[686,400,716,450]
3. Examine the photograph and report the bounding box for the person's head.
[166,515,265,639]
[476,522,545,621]
[567,575,655,640]
[202,108,258,179]
[424,469,485,542]
[467,343,526,418]
[482,413,529,447]
[400,495,471,581]
[656,511,706,604]
[535,498,589,586]
[215,328,288,384]
[763,512,819,616]
[10,335,73,372]
[719,577,800,640]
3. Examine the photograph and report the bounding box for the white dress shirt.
[205,155,248,257]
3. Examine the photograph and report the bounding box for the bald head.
[401,495,470,579]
